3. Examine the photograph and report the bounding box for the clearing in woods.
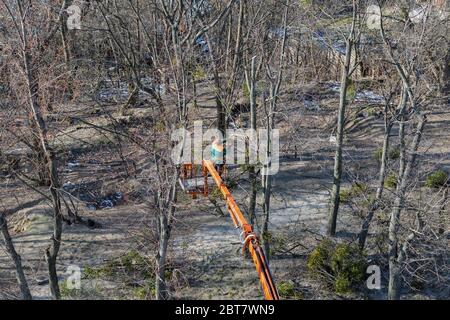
[1,80,449,300]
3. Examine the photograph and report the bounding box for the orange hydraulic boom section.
[183,160,279,300]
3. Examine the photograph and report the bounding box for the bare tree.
[245,56,258,226]
[153,145,178,300]
[376,3,446,299]
[327,0,361,236]
[1,0,64,299]
[358,82,406,249]
[0,215,32,300]
[261,0,289,259]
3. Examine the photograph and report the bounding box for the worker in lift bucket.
[210,136,225,176]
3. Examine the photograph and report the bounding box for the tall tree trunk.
[0,215,32,300]
[377,12,428,299]
[262,171,272,260]
[261,0,288,259]
[59,0,73,100]
[155,168,178,300]
[30,131,51,186]
[262,95,274,259]
[170,25,188,121]
[327,1,359,236]
[388,115,426,300]
[18,1,63,299]
[438,187,448,235]
[225,10,233,74]
[155,212,170,300]
[248,167,257,226]
[225,0,244,117]
[358,123,391,249]
[442,45,449,99]
[358,89,407,249]
[246,56,257,226]
[60,0,72,68]
[203,31,226,135]
[327,38,353,236]
[260,89,274,261]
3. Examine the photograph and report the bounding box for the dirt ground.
[1,80,449,300]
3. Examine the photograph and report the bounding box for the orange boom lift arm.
[181,160,279,300]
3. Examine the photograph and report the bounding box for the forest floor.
[0,79,449,300]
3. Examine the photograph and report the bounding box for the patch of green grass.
[209,186,223,201]
[373,146,400,163]
[339,189,353,203]
[340,182,368,203]
[118,250,150,272]
[384,174,397,189]
[307,239,334,277]
[374,231,388,256]
[60,280,102,299]
[60,280,82,298]
[277,281,303,299]
[154,121,166,133]
[388,147,400,160]
[346,81,356,101]
[133,282,156,300]
[426,170,448,188]
[299,0,312,6]
[262,230,273,245]
[331,244,366,294]
[270,234,288,254]
[164,268,173,280]
[242,82,250,101]
[83,264,114,279]
[366,107,379,117]
[331,16,353,27]
[334,275,352,294]
[83,250,154,280]
[358,194,375,209]
[192,65,207,82]
[373,148,383,162]
[225,178,238,189]
[307,240,366,295]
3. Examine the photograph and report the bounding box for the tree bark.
[388,115,426,300]
[246,56,258,226]
[438,187,448,235]
[0,215,32,300]
[155,167,178,300]
[225,0,244,111]
[327,1,359,236]
[327,38,353,236]
[358,89,408,249]
[261,1,288,259]
[17,1,63,299]
[358,124,391,249]
[155,211,170,300]
[60,0,72,68]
